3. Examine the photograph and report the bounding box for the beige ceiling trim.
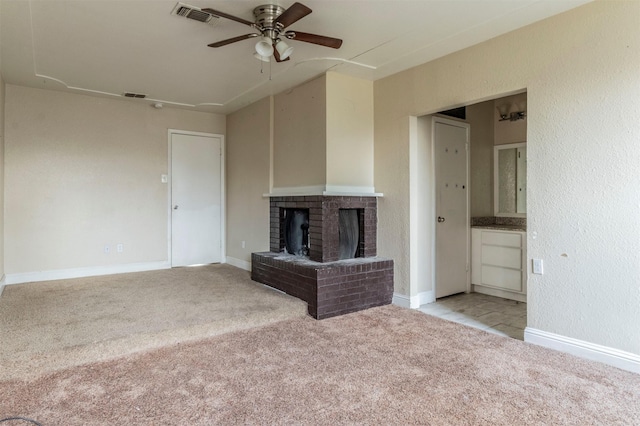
[294,58,377,70]
[372,1,537,70]
[33,73,224,108]
[26,0,223,108]
[36,74,122,98]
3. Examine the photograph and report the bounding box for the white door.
[434,119,469,298]
[171,132,222,267]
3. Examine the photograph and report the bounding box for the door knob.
[438,216,445,223]
[173,205,179,210]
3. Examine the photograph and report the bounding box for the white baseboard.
[418,290,435,306]
[226,256,251,271]
[393,291,435,309]
[5,261,171,285]
[525,327,640,374]
[392,293,411,308]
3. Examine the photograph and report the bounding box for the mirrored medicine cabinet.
[494,142,526,217]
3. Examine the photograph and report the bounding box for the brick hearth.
[252,253,393,320]
[252,195,394,319]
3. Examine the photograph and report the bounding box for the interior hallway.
[419,293,526,340]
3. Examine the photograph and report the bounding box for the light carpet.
[1,305,638,425]
[0,264,307,381]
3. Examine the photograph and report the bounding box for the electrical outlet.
[117,243,124,253]
[532,258,544,275]
[241,241,246,249]
[104,245,110,254]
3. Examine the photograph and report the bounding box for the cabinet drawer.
[481,231,522,248]
[481,245,521,269]
[481,265,522,292]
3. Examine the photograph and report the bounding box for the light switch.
[161,174,168,183]
[532,259,544,275]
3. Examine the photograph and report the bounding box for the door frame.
[431,116,470,300]
[167,129,226,266]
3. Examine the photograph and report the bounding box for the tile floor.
[418,292,526,340]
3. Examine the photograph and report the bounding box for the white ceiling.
[0,0,591,114]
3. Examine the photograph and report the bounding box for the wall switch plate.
[104,245,110,254]
[241,241,246,249]
[117,244,124,253]
[533,258,544,274]
[161,174,168,183]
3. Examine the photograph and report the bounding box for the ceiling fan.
[203,2,343,62]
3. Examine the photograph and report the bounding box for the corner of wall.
[0,74,6,281]
[226,96,272,264]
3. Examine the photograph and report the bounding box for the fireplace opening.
[283,208,309,256]
[339,209,361,260]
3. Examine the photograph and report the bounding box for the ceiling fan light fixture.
[275,39,293,60]
[255,36,274,57]
[254,52,271,62]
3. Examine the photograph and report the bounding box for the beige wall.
[4,85,224,274]
[414,116,434,296]
[326,72,374,191]
[0,74,5,281]
[468,93,527,217]
[375,1,640,355]
[273,75,326,190]
[226,96,272,265]
[494,92,527,145]
[467,100,495,217]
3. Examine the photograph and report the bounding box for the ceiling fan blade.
[275,2,312,29]
[202,8,256,27]
[273,48,291,62]
[208,34,258,48]
[288,31,342,49]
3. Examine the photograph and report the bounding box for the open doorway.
[417,92,528,340]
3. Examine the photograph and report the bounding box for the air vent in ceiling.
[123,92,147,99]
[171,2,220,26]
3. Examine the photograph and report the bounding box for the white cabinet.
[471,228,526,302]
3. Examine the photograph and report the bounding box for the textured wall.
[467,100,495,217]
[326,72,374,190]
[0,74,5,280]
[375,1,640,354]
[273,75,326,190]
[414,116,434,296]
[4,85,225,274]
[226,97,272,264]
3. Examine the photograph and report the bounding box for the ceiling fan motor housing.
[254,4,285,38]
[203,2,342,60]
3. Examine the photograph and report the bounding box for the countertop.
[472,225,527,232]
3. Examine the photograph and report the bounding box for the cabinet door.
[481,265,522,291]
[482,245,521,269]
[473,230,526,293]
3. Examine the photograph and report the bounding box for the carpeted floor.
[1,304,638,425]
[0,264,307,381]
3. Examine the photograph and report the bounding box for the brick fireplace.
[251,195,393,319]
